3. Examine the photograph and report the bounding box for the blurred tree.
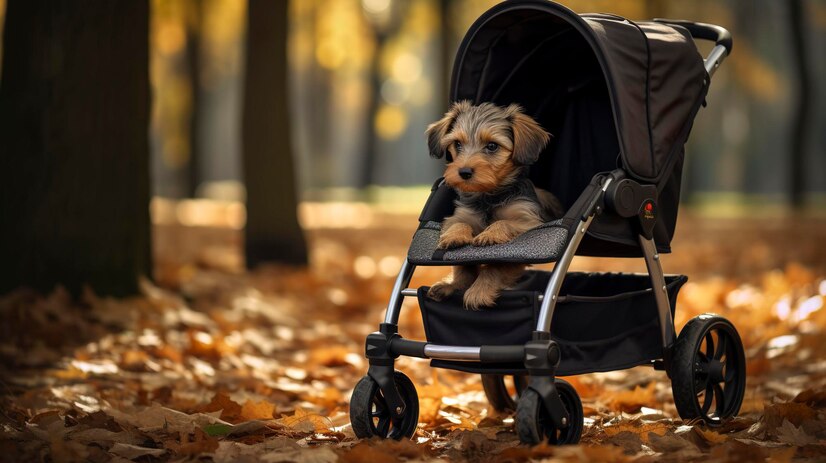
[787,0,811,208]
[185,0,205,198]
[0,0,151,297]
[360,1,406,188]
[242,0,308,267]
[438,0,453,109]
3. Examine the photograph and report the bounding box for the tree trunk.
[185,0,204,198]
[787,0,810,208]
[242,0,308,267]
[359,29,388,188]
[0,0,151,297]
[438,0,452,110]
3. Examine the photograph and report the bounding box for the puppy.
[425,101,563,310]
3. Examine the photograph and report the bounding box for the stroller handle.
[653,19,732,78]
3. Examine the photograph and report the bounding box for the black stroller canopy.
[450,0,708,184]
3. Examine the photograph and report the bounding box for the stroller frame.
[368,172,671,430]
[351,3,743,445]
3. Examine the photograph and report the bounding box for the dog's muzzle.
[458,167,474,180]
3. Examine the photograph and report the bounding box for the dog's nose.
[458,167,474,180]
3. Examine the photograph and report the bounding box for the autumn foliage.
[1,215,826,462]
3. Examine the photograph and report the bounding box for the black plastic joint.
[365,329,400,362]
[547,342,561,367]
[524,339,560,376]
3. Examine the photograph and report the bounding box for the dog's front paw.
[438,223,474,249]
[472,225,513,246]
[463,285,497,310]
[427,282,455,301]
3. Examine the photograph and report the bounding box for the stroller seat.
[408,219,568,265]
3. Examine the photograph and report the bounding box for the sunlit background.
[1,0,824,213]
[138,0,826,210]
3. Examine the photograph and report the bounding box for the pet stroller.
[349,0,744,445]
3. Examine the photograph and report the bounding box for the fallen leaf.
[109,442,166,459]
[775,419,818,446]
[241,399,275,421]
[279,408,332,433]
[608,383,656,413]
[199,392,243,422]
[338,441,401,463]
[107,404,228,432]
[603,420,669,443]
[695,427,729,444]
[166,428,220,456]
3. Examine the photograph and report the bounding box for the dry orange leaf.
[240,399,275,421]
[280,407,332,433]
[199,392,242,422]
[338,441,398,463]
[608,382,656,413]
[603,420,669,443]
[310,346,353,367]
[762,402,817,428]
[695,427,729,444]
[303,386,343,412]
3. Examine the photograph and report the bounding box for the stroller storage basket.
[418,271,687,376]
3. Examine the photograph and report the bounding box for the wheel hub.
[706,359,725,383]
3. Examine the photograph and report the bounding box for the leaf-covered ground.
[2,206,826,462]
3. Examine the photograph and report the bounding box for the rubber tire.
[516,378,583,445]
[481,374,528,412]
[350,371,419,439]
[670,314,746,426]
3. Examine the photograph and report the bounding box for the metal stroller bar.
[639,235,676,348]
[703,45,728,78]
[536,176,613,332]
[384,259,415,325]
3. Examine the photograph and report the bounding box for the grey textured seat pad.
[408,220,569,265]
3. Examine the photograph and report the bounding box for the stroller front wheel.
[350,371,419,440]
[515,379,583,445]
[670,314,746,426]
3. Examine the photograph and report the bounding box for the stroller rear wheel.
[670,314,746,426]
[350,371,419,439]
[481,374,528,412]
[516,378,583,445]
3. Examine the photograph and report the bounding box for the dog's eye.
[454,141,462,152]
[485,142,499,153]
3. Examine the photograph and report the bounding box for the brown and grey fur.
[425,101,563,310]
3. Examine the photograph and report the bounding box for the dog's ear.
[506,104,551,165]
[425,101,469,160]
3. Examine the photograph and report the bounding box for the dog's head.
[425,101,550,193]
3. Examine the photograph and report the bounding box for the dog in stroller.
[350,0,745,446]
[425,100,564,310]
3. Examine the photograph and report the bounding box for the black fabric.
[418,271,687,376]
[444,0,709,252]
[418,180,457,223]
[417,287,539,348]
[450,0,707,183]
